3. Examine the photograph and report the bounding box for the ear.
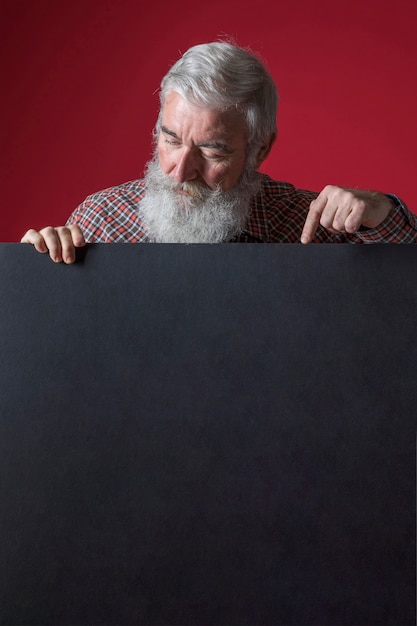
[255,132,277,168]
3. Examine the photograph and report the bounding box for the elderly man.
[21,40,417,262]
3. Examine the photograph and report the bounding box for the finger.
[326,189,361,233]
[301,195,327,244]
[38,226,64,262]
[344,202,367,233]
[66,224,86,248]
[55,225,86,264]
[55,225,85,264]
[317,187,351,233]
[323,188,365,234]
[325,204,352,233]
[20,229,48,253]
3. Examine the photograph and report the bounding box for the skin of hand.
[301,185,395,244]
[20,224,86,264]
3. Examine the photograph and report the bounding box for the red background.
[1,0,416,241]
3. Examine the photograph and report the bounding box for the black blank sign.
[0,243,415,625]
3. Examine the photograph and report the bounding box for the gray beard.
[139,158,262,243]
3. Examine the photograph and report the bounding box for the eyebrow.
[160,125,233,154]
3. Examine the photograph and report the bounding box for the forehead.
[161,91,247,144]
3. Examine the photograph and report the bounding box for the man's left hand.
[301,185,395,244]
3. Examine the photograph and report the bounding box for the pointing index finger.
[301,194,327,244]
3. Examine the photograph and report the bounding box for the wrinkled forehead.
[159,90,248,142]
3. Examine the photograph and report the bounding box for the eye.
[201,150,228,161]
[165,138,180,146]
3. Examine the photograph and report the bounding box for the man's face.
[140,90,262,243]
[157,91,248,192]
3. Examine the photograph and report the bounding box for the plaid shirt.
[67,174,417,243]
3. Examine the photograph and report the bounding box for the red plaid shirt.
[67,174,417,243]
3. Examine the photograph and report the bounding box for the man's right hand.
[20,224,86,264]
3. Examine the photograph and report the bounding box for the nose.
[171,148,199,183]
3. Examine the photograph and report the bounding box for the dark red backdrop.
[1,0,416,241]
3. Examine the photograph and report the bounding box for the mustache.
[147,162,220,201]
[172,180,205,199]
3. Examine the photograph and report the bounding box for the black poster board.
[0,243,415,626]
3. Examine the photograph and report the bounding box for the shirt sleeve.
[66,180,147,243]
[66,197,108,242]
[353,195,417,243]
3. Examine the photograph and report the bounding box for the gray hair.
[156,41,278,156]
